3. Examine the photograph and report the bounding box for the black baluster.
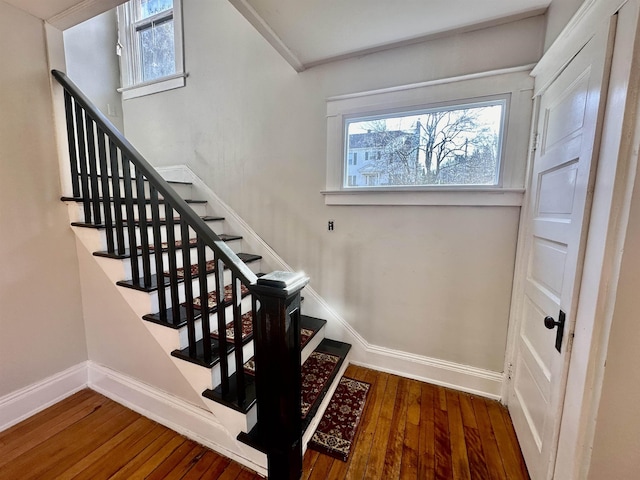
[109,142,126,256]
[63,92,80,198]
[84,116,102,225]
[197,238,212,365]
[165,205,181,326]
[74,103,91,223]
[135,172,152,288]
[214,253,229,395]
[181,219,196,357]
[121,157,139,285]
[232,273,246,405]
[150,186,167,322]
[96,129,114,253]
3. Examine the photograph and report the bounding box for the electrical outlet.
[328,220,334,231]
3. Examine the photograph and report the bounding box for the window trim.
[117,0,186,100]
[323,67,535,206]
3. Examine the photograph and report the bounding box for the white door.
[508,20,615,480]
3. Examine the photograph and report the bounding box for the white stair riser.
[83,178,194,200]
[89,222,226,254]
[145,261,261,311]
[71,202,208,223]
[124,251,243,282]
[177,295,254,349]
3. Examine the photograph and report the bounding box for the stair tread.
[235,338,351,450]
[94,240,255,261]
[62,196,206,204]
[142,283,253,326]
[170,336,235,368]
[74,173,193,185]
[116,266,254,292]
[73,215,224,231]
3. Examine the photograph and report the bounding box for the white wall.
[121,1,545,374]
[63,9,124,132]
[544,0,586,50]
[75,242,207,406]
[0,1,87,397]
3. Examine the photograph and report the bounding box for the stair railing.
[52,70,308,479]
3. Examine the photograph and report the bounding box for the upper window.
[117,0,185,99]
[344,100,505,189]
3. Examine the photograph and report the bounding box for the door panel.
[508,20,614,480]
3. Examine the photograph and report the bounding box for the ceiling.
[6,0,550,69]
[4,0,123,29]
[230,0,551,71]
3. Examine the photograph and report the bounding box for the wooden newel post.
[249,271,310,480]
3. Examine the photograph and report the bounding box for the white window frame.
[117,0,186,100]
[323,67,535,206]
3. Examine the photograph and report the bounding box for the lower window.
[344,99,506,189]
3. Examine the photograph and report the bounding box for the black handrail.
[52,69,258,287]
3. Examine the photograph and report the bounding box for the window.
[323,68,535,206]
[348,152,358,165]
[347,175,357,186]
[117,0,186,99]
[344,100,505,189]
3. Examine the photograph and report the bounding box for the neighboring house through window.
[117,0,186,100]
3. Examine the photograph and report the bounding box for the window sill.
[321,188,525,206]
[118,73,187,100]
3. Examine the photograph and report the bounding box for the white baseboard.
[156,165,505,400]
[0,361,266,475]
[0,362,88,432]
[87,362,267,476]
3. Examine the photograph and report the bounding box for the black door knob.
[544,316,559,329]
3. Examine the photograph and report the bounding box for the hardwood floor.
[0,366,529,479]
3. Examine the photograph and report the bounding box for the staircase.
[52,70,351,479]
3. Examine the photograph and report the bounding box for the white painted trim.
[119,73,188,100]
[0,363,88,432]
[228,0,305,72]
[352,351,503,401]
[321,188,524,206]
[554,2,640,478]
[87,362,267,476]
[47,0,126,30]
[156,165,505,399]
[327,64,537,102]
[532,0,627,94]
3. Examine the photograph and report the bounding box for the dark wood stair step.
[199,316,328,414]
[169,310,257,368]
[73,215,224,231]
[62,196,206,205]
[116,254,261,293]
[235,338,351,451]
[170,336,235,368]
[142,279,255,328]
[93,229,237,259]
[75,173,192,186]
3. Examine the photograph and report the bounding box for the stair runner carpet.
[190,284,250,309]
[242,327,316,374]
[244,350,341,421]
[308,376,371,461]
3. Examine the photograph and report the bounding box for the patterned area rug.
[242,327,316,375]
[308,377,371,461]
[210,311,253,342]
[190,284,249,310]
[164,260,216,278]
